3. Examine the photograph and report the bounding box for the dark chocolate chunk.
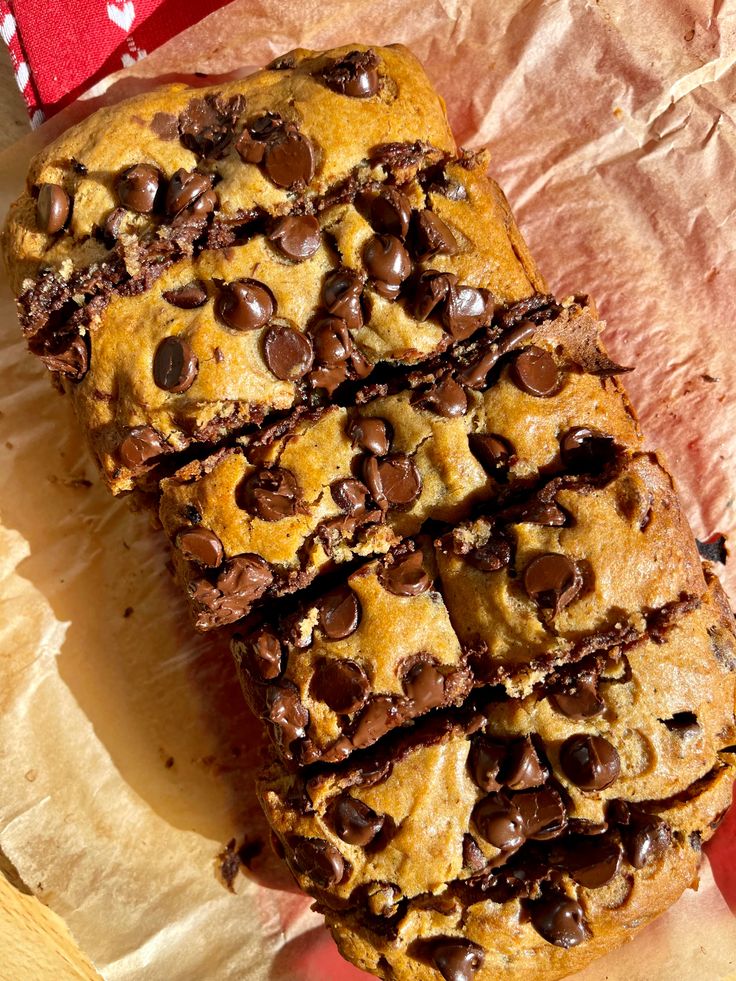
[351,696,404,749]
[511,346,560,397]
[661,711,700,737]
[696,533,728,564]
[464,535,512,572]
[41,335,88,380]
[468,737,507,792]
[471,793,525,850]
[116,164,161,213]
[319,586,361,639]
[331,477,372,515]
[527,894,590,948]
[362,454,422,510]
[165,168,216,216]
[549,670,604,720]
[560,427,617,473]
[369,186,411,238]
[323,269,364,329]
[118,426,166,469]
[468,434,515,475]
[310,659,369,714]
[503,737,549,790]
[403,661,445,712]
[264,126,316,188]
[443,285,493,340]
[429,939,485,981]
[549,834,623,888]
[37,183,70,233]
[153,336,199,393]
[247,627,283,681]
[237,467,299,521]
[412,270,457,321]
[382,551,431,596]
[412,376,468,417]
[559,734,621,791]
[330,796,385,846]
[322,49,380,98]
[523,553,583,615]
[178,93,245,159]
[268,214,321,261]
[514,787,567,840]
[363,234,412,299]
[291,836,344,887]
[411,210,458,260]
[162,280,208,308]
[508,498,567,527]
[177,527,224,568]
[263,323,314,380]
[215,279,275,331]
[348,417,391,456]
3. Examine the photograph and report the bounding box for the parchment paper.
[1,2,735,979]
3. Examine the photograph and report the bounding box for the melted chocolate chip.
[503,737,549,790]
[217,553,273,602]
[511,346,560,397]
[268,214,321,261]
[464,535,512,572]
[382,551,431,596]
[370,187,411,238]
[560,427,617,473]
[118,426,166,469]
[248,627,283,681]
[363,234,412,299]
[362,454,422,510]
[264,126,316,188]
[403,661,445,712]
[549,670,604,719]
[472,793,525,850]
[237,467,299,521]
[37,183,70,233]
[291,836,345,887]
[116,164,160,212]
[165,168,215,216]
[323,269,364,329]
[549,834,623,888]
[177,527,224,568]
[469,737,507,792]
[310,659,369,714]
[462,834,487,872]
[412,376,468,417]
[411,210,458,260]
[322,49,380,98]
[429,939,485,981]
[528,894,590,948]
[349,417,391,456]
[468,434,515,475]
[351,696,403,749]
[178,93,245,159]
[313,316,352,365]
[412,270,457,321]
[162,280,208,308]
[559,734,621,791]
[443,285,493,340]
[319,586,361,640]
[523,553,583,615]
[263,323,314,380]
[330,796,385,846]
[41,335,88,380]
[266,683,309,753]
[618,806,671,868]
[509,499,567,526]
[153,336,199,393]
[331,477,372,515]
[215,279,275,331]
[514,787,567,840]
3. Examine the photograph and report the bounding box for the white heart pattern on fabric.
[106,1,136,33]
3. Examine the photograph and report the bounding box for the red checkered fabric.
[0,0,230,124]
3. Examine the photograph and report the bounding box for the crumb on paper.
[123,606,134,618]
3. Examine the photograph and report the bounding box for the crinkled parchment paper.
[1,2,735,979]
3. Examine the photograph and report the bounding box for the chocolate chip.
[331,478,372,515]
[266,683,309,754]
[268,214,321,261]
[330,796,385,847]
[549,671,604,720]
[511,346,560,397]
[363,234,412,299]
[217,553,273,603]
[403,661,445,712]
[237,467,299,521]
[527,894,590,948]
[560,427,616,473]
[429,939,485,981]
[153,336,199,393]
[247,627,283,681]
[177,527,224,568]
[464,535,512,572]
[351,696,403,749]
[508,498,567,526]
[116,164,160,212]
[215,279,275,331]
[267,53,296,70]
[661,711,700,737]
[411,210,458,261]
[312,316,352,365]
[310,659,369,714]
[323,269,364,329]
[412,376,468,417]
[263,323,314,380]
[319,586,361,640]
[560,734,621,791]
[40,335,88,380]
[362,454,422,510]
[348,417,391,456]
[100,206,125,245]
[235,132,266,163]
[503,737,549,790]
[549,835,623,888]
[37,183,70,233]
[263,126,316,188]
[178,93,245,159]
[443,285,493,340]
[472,793,525,850]
[412,270,457,321]
[118,426,166,469]
[514,787,567,840]
[617,806,671,868]
[369,187,411,238]
[165,168,215,216]
[469,737,507,792]
[291,837,344,887]
[382,551,431,596]
[468,434,515,475]
[696,533,728,564]
[322,49,380,98]
[523,553,583,615]
[162,280,208,308]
